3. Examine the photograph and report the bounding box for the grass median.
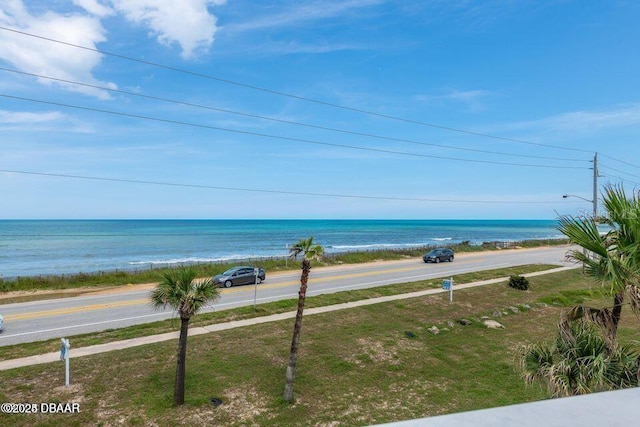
[0,264,558,362]
[2,266,634,426]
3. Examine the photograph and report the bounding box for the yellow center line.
[4,298,151,321]
[220,264,426,294]
[6,261,480,321]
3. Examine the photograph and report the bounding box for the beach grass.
[0,267,634,426]
[0,238,569,294]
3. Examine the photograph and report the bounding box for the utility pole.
[592,152,598,219]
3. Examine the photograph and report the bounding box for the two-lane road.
[0,246,571,346]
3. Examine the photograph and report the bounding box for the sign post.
[253,268,259,311]
[60,338,70,386]
[442,277,454,302]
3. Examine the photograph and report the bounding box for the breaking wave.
[128,254,266,265]
[329,243,431,250]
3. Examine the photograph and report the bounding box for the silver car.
[0,314,4,331]
[213,266,266,288]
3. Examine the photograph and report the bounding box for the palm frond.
[150,267,220,318]
[558,215,607,257]
[561,306,616,349]
[288,236,325,261]
[602,184,636,226]
[626,284,640,317]
[558,185,640,299]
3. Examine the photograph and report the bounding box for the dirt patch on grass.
[396,335,425,352]
[349,338,400,365]
[215,386,269,424]
[52,383,86,401]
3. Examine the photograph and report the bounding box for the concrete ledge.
[374,387,640,427]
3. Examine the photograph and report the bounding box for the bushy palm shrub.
[517,320,638,397]
[508,275,529,291]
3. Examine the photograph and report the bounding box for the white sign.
[442,277,454,302]
[60,338,69,361]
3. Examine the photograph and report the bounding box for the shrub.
[508,275,529,291]
[517,319,639,397]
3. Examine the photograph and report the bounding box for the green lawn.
[2,267,635,426]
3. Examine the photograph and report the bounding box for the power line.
[0,93,590,169]
[0,25,594,154]
[599,164,640,180]
[599,152,640,171]
[0,66,588,163]
[0,168,585,204]
[599,173,640,187]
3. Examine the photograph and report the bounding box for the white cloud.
[0,1,116,99]
[498,104,640,135]
[237,39,371,56]
[0,110,65,123]
[415,89,492,111]
[73,0,114,17]
[227,0,386,33]
[0,109,96,132]
[109,0,225,59]
[0,0,224,99]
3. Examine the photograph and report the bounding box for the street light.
[562,194,592,203]
[562,194,597,219]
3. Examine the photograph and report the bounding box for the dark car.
[423,248,454,263]
[213,266,266,288]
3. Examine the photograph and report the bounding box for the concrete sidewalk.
[0,265,576,371]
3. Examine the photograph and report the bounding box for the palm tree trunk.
[283,259,311,402]
[610,291,624,341]
[174,316,190,406]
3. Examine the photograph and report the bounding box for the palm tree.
[558,184,640,345]
[283,237,324,402]
[151,267,220,406]
[517,319,638,397]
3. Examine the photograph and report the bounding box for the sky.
[1,0,640,220]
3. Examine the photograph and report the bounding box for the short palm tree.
[283,237,324,402]
[517,319,638,397]
[558,184,640,345]
[151,267,220,406]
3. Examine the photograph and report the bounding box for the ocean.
[0,219,564,278]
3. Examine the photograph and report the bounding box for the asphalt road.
[0,246,572,346]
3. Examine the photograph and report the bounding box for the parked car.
[213,266,266,288]
[0,313,3,331]
[423,248,454,263]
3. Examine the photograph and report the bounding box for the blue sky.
[1,0,639,219]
